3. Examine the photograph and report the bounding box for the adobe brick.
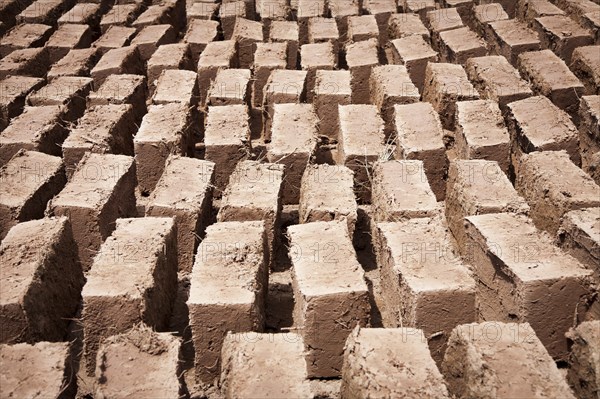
[328,0,359,41]
[47,48,100,81]
[90,45,145,87]
[27,76,93,122]
[464,55,533,110]
[287,220,370,378]
[262,69,307,141]
[388,13,430,41]
[578,95,600,184]
[58,2,102,26]
[187,2,219,22]
[267,103,318,204]
[232,17,263,69]
[345,38,379,104]
[469,3,509,37]
[152,69,199,107]
[184,19,219,66]
[455,100,511,173]
[566,321,600,398]
[438,27,487,65]
[308,17,339,63]
[516,150,600,235]
[82,217,178,373]
[336,104,385,203]
[362,0,395,44]
[17,0,68,25]
[439,0,472,18]
[401,0,435,19]
[87,74,148,124]
[0,150,65,243]
[146,155,215,272]
[557,207,600,280]
[221,1,255,39]
[554,0,600,25]
[388,35,438,92]
[257,0,290,38]
[252,42,287,108]
[487,19,541,66]
[516,0,565,24]
[297,0,326,44]
[342,327,450,398]
[300,42,336,102]
[394,102,447,201]
[581,11,600,42]
[443,322,577,397]
[132,1,185,33]
[571,45,600,95]
[220,332,312,398]
[313,70,351,139]
[0,217,82,343]
[0,47,49,79]
[375,216,476,362]
[0,23,53,58]
[134,103,193,195]
[208,68,251,106]
[533,15,594,62]
[197,40,237,107]
[62,104,136,178]
[0,105,67,165]
[188,220,268,383]
[130,24,176,61]
[99,3,143,33]
[147,43,193,96]
[45,23,92,63]
[371,160,438,222]
[0,76,44,132]
[426,8,464,38]
[92,25,137,55]
[347,15,379,43]
[269,20,299,69]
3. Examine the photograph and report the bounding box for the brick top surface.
[270,103,318,155]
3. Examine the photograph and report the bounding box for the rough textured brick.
[100,4,142,33]
[566,320,600,398]
[26,76,93,122]
[301,42,336,102]
[47,48,100,81]
[388,12,430,40]
[313,70,351,139]
[197,40,237,107]
[0,23,53,58]
[152,69,199,106]
[90,45,144,87]
[0,76,44,132]
[87,74,148,124]
[347,15,379,42]
[578,95,600,184]
[92,25,137,55]
[438,26,487,64]
[389,35,438,91]
[232,17,263,68]
[130,24,176,62]
[208,68,251,106]
[184,19,219,66]
[571,45,600,95]
[45,23,92,63]
[487,19,541,65]
[269,20,299,69]
[0,48,49,79]
[252,42,287,108]
[262,69,307,140]
[345,38,379,104]
[469,3,509,37]
[532,15,593,62]
[147,43,193,96]
[17,0,67,25]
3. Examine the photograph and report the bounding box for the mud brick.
[308,17,339,62]
[48,153,136,270]
[132,1,185,33]
[184,19,219,66]
[312,70,351,139]
[345,39,379,104]
[401,0,435,19]
[187,2,219,22]
[371,160,438,222]
[394,102,447,201]
[252,42,287,108]
[17,0,69,25]
[516,150,600,235]
[95,327,183,399]
[47,48,100,81]
[197,40,237,107]
[566,321,600,398]
[557,208,600,281]
[362,0,395,44]
[375,217,476,361]
[147,44,193,94]
[300,42,336,102]
[208,68,251,106]
[438,27,487,65]
[0,23,53,58]
[299,164,357,236]
[130,24,176,62]
[257,0,289,38]
[0,0,27,29]
[0,217,81,343]
[221,1,254,39]
[370,65,419,139]
[152,69,199,107]
[554,0,600,25]
[506,96,580,176]
[388,13,430,41]
[58,2,102,26]
[328,0,359,41]
[188,220,268,383]
[62,104,135,178]
[221,332,311,398]
[262,69,307,140]
[443,322,576,397]
[533,15,593,63]
[91,45,144,87]
[516,0,564,24]
[26,76,93,122]
[99,3,142,33]
[46,23,93,64]
[92,25,137,55]
[82,217,177,373]
[426,8,464,45]
[287,220,369,378]
[0,47,49,79]
[487,19,541,65]
[464,55,533,110]
[233,18,263,69]
[269,21,299,69]
[146,156,214,272]
[297,0,326,44]
[423,63,479,130]
[336,104,385,203]
[0,76,44,132]
[134,103,192,195]
[342,327,450,398]
[0,151,65,241]
[464,213,594,359]
[388,36,438,92]
[571,45,600,95]
[455,100,510,172]
[439,0,472,18]
[582,10,600,42]
[218,160,284,269]
[347,15,379,42]
[0,105,67,165]
[469,3,509,37]
[0,342,76,398]
[87,74,148,124]
[446,159,529,250]
[204,105,251,195]
[267,103,318,204]
[578,95,600,181]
